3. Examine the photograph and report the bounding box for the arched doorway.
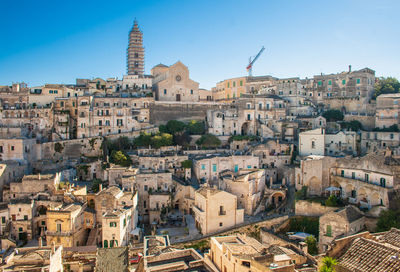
[241,122,249,135]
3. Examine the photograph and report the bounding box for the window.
[341,170,345,177]
[1,217,5,224]
[328,80,332,85]
[240,80,243,86]
[357,78,361,84]
[318,81,322,86]
[212,164,217,172]
[233,81,236,87]
[247,114,251,121]
[164,89,167,95]
[190,89,193,95]
[0,146,3,153]
[57,223,62,233]
[219,222,223,227]
[103,240,108,248]
[380,178,386,187]
[311,141,315,149]
[123,219,126,227]
[24,215,28,220]
[19,227,23,232]
[227,82,230,88]
[342,79,346,85]
[201,164,205,170]
[247,165,251,169]
[11,146,15,151]
[144,185,148,191]
[234,165,238,172]
[110,222,117,227]
[352,172,355,179]
[351,190,357,198]
[326,225,332,237]
[365,173,369,182]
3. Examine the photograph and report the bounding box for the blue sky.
[0,0,399,89]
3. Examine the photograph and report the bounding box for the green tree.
[133,133,152,147]
[165,120,186,134]
[186,120,205,135]
[305,235,318,255]
[325,195,341,207]
[151,133,173,148]
[196,134,221,148]
[320,256,337,272]
[181,160,193,169]
[376,209,400,232]
[373,77,400,98]
[341,120,363,131]
[110,150,132,167]
[173,131,191,146]
[322,110,344,122]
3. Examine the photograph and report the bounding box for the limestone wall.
[325,97,376,115]
[150,101,230,125]
[295,200,337,217]
[344,114,375,130]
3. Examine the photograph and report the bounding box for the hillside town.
[0,19,400,272]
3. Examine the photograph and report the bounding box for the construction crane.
[246,46,265,77]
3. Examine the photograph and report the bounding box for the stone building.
[151,62,200,102]
[0,137,36,162]
[375,93,400,129]
[212,76,248,101]
[127,20,145,76]
[360,130,400,155]
[299,128,357,157]
[8,199,35,242]
[193,187,244,235]
[207,234,316,272]
[306,67,375,103]
[93,186,137,226]
[193,154,259,183]
[46,203,92,248]
[295,155,337,196]
[75,96,151,139]
[101,206,134,248]
[207,94,288,138]
[318,205,365,252]
[219,169,265,215]
[250,139,292,180]
[10,173,60,200]
[134,170,175,223]
[330,152,400,209]
[325,228,400,272]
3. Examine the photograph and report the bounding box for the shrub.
[322,109,344,122]
[305,235,318,255]
[196,134,221,148]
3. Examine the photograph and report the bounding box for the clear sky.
[0,0,399,89]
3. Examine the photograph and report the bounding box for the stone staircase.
[86,227,100,246]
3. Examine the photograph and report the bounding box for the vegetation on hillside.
[322,109,344,122]
[373,77,400,99]
[196,134,221,148]
[376,209,400,232]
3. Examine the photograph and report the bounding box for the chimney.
[349,65,352,72]
[299,242,308,254]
